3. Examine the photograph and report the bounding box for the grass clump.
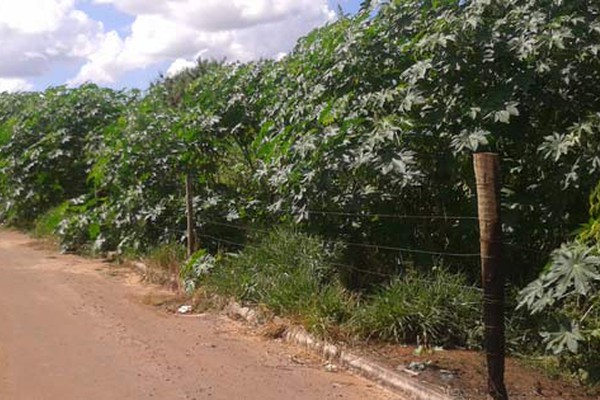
[33,202,69,238]
[350,269,482,347]
[202,228,355,337]
[144,242,186,287]
[194,228,482,346]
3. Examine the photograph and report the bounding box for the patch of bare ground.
[350,343,599,399]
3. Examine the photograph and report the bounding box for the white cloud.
[69,31,126,85]
[94,0,332,30]
[0,0,103,81]
[166,58,197,78]
[93,0,167,15]
[0,0,337,88]
[72,0,336,84]
[0,78,33,93]
[0,0,74,34]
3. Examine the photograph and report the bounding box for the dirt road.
[0,230,396,400]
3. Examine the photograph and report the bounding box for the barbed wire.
[331,262,483,293]
[342,240,481,257]
[203,220,270,235]
[174,225,550,259]
[502,242,549,256]
[202,219,552,258]
[197,233,258,250]
[202,219,482,258]
[330,262,394,278]
[195,231,483,293]
[306,209,480,221]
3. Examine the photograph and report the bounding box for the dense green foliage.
[519,184,600,382]
[1,0,600,380]
[0,86,133,226]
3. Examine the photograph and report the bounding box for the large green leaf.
[541,322,584,355]
[545,243,600,298]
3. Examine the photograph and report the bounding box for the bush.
[0,85,131,225]
[54,197,108,254]
[518,241,600,382]
[517,179,600,383]
[351,269,482,347]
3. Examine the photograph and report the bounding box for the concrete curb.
[226,302,452,400]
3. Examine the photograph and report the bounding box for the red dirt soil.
[360,343,599,399]
[0,229,397,400]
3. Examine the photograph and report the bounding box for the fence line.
[502,242,549,255]
[330,261,483,292]
[202,219,481,258]
[196,233,258,250]
[305,209,480,221]
[195,232,483,293]
[342,240,481,257]
[203,219,270,234]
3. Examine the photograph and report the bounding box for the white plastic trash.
[177,305,192,314]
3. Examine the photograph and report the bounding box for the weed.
[33,202,69,238]
[180,249,216,292]
[194,229,485,347]
[144,242,186,288]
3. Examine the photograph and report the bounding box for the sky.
[0,0,362,92]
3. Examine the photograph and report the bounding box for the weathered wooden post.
[474,152,508,400]
[185,172,197,257]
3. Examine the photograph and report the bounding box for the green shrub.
[351,269,482,347]
[55,197,104,253]
[0,85,131,225]
[518,241,600,383]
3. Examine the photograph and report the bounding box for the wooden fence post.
[474,153,508,400]
[185,172,197,257]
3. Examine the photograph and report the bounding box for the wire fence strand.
[197,233,258,250]
[195,231,483,293]
[203,218,481,258]
[306,209,480,221]
[203,219,270,235]
[502,242,550,256]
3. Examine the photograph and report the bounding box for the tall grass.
[350,269,482,347]
[200,229,355,336]
[144,243,186,287]
[195,228,483,346]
